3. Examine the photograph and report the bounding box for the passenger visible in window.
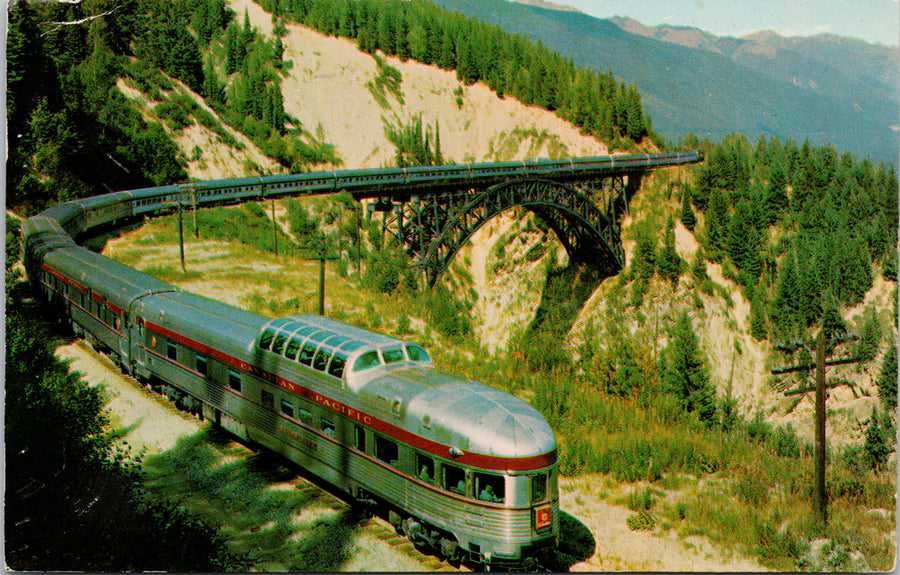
[479,484,500,503]
[419,465,431,482]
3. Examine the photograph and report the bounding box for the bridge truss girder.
[373,172,643,287]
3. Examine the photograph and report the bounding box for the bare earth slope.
[230,0,607,170]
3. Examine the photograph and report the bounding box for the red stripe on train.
[144,318,556,472]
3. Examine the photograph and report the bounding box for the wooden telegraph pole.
[771,331,860,528]
[298,232,338,316]
[271,199,279,257]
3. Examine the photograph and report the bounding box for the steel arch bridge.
[36,151,701,289]
[373,172,643,286]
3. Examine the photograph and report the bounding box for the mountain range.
[434,0,900,163]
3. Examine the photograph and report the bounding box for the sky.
[561,0,900,46]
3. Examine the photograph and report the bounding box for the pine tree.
[877,341,897,411]
[438,30,455,70]
[704,188,730,256]
[224,22,241,74]
[659,312,716,424]
[657,216,680,287]
[625,85,644,141]
[749,287,768,340]
[201,58,223,107]
[680,187,696,231]
[863,407,892,472]
[772,250,800,335]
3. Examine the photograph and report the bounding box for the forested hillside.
[431,0,900,164]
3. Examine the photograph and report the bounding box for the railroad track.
[61,339,465,572]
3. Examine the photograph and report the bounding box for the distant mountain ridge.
[512,0,581,13]
[610,17,900,115]
[430,0,899,163]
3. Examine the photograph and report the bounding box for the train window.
[320,418,335,437]
[312,349,332,372]
[284,337,302,360]
[382,347,404,363]
[375,435,399,466]
[443,465,466,496]
[405,345,430,362]
[297,343,317,366]
[298,408,312,425]
[475,473,505,503]
[196,355,208,376]
[271,334,288,355]
[280,399,294,418]
[258,329,276,350]
[166,342,178,361]
[327,353,347,378]
[532,473,547,502]
[352,350,381,372]
[354,425,366,451]
[262,390,274,410]
[416,454,434,483]
[228,369,242,392]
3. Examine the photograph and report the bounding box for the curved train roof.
[406,375,556,460]
[257,314,556,459]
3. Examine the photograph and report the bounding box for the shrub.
[626,510,656,531]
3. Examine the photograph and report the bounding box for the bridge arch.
[387,175,639,286]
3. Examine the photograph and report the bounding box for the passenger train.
[20,153,701,568]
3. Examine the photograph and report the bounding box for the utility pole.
[177,201,185,272]
[165,198,187,272]
[190,185,198,238]
[770,331,860,529]
[299,232,338,317]
[271,198,279,257]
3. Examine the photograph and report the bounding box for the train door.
[129,313,148,379]
[117,312,129,373]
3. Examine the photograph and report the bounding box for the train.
[20,153,701,567]
[25,151,703,242]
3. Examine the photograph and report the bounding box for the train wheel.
[438,538,459,563]
[388,510,403,534]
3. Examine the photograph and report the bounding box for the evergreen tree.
[659,312,717,424]
[877,341,897,411]
[680,186,696,231]
[704,188,730,256]
[224,22,241,74]
[726,198,762,280]
[749,286,768,340]
[631,228,656,281]
[819,291,846,340]
[853,305,882,363]
[863,407,893,472]
[202,58,224,106]
[438,30,455,69]
[772,250,800,335]
[657,215,680,287]
[763,162,788,225]
[624,85,645,141]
